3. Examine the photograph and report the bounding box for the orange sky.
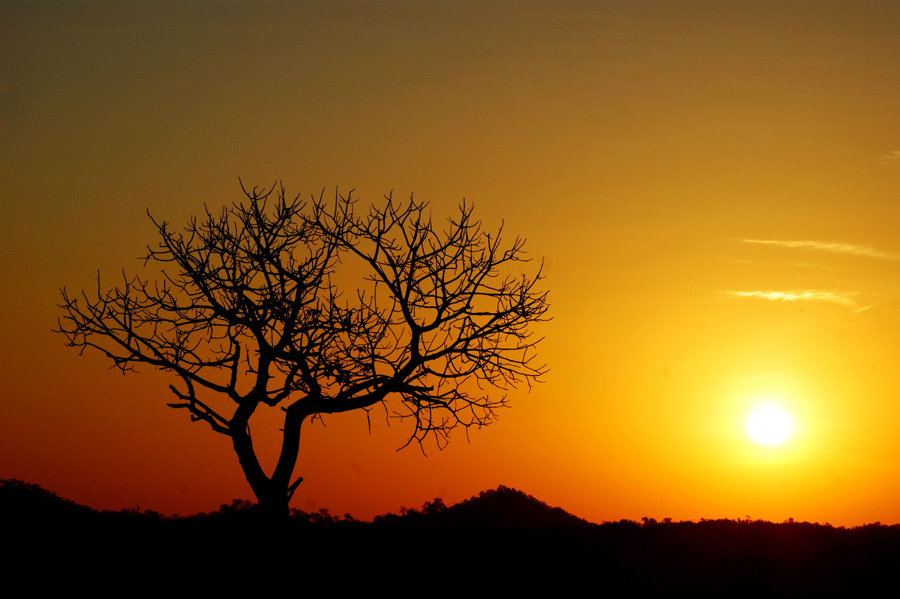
[1,0,899,526]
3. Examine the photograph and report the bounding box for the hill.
[370,484,592,530]
[4,478,900,595]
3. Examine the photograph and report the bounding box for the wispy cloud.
[741,239,899,260]
[722,290,859,310]
[878,150,900,166]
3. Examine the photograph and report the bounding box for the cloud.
[878,150,900,166]
[722,290,859,310]
[741,239,899,260]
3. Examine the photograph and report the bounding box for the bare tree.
[57,183,549,518]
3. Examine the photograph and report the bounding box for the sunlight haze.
[1,0,898,527]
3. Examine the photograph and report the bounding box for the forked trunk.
[230,401,307,523]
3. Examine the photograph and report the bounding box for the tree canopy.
[57,183,549,516]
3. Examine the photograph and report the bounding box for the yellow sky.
[1,0,899,525]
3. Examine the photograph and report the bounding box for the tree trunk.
[230,400,309,523]
[254,482,291,522]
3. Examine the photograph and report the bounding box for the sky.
[1,0,899,526]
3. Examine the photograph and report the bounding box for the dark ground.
[3,478,898,595]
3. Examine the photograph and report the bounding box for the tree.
[56,183,549,519]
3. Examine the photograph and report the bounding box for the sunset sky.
[2,0,899,526]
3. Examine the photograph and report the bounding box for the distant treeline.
[3,478,898,595]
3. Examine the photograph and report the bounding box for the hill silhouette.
[4,478,900,595]
[0,478,587,532]
[371,484,591,530]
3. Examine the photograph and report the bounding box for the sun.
[746,405,792,446]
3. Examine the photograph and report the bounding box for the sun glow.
[746,405,792,446]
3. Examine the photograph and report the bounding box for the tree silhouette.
[57,183,549,518]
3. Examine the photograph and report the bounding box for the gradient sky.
[2,0,899,525]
